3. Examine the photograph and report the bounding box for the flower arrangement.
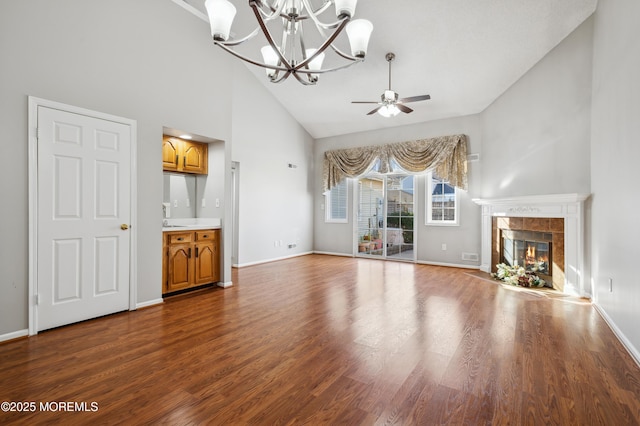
[491,263,546,288]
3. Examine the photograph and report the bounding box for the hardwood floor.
[1,254,639,425]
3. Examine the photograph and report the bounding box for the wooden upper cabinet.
[182,141,207,174]
[162,135,208,175]
[162,136,180,171]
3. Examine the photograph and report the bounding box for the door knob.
[121,224,129,230]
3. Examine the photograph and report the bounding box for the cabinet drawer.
[196,230,216,241]
[169,233,192,244]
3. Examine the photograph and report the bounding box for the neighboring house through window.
[426,171,459,225]
[325,179,348,223]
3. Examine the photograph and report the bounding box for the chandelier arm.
[295,58,363,74]
[301,0,347,30]
[250,0,292,69]
[254,0,286,22]
[327,44,362,61]
[214,26,261,47]
[302,0,333,18]
[292,71,316,86]
[270,70,293,83]
[213,42,291,73]
[294,18,349,71]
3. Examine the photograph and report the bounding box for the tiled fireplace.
[473,194,590,296]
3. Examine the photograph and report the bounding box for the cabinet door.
[162,136,180,171]
[194,241,216,285]
[167,244,192,292]
[182,141,208,175]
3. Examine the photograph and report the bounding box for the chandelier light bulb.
[204,0,236,41]
[346,19,373,58]
[305,48,326,82]
[334,0,358,18]
[261,46,279,78]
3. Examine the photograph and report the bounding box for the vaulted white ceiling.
[174,0,597,139]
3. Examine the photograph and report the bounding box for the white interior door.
[36,105,132,331]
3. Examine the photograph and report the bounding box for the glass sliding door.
[356,173,415,261]
[386,175,415,260]
[356,177,384,257]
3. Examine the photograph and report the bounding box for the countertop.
[162,218,221,232]
[162,224,221,232]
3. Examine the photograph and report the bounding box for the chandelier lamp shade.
[204,0,374,85]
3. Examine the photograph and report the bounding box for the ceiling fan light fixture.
[346,19,374,58]
[204,0,236,42]
[378,104,401,118]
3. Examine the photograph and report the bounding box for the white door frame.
[28,96,138,335]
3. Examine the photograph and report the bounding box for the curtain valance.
[323,134,468,192]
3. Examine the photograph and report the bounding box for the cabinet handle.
[177,237,183,241]
[195,247,199,258]
[188,248,191,258]
[203,234,208,238]
[183,156,186,167]
[175,154,178,165]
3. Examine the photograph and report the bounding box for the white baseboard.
[0,329,28,343]
[416,260,481,270]
[312,251,354,257]
[593,303,640,369]
[217,281,233,288]
[235,251,313,268]
[136,298,164,309]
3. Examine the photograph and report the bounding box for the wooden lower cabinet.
[163,229,220,294]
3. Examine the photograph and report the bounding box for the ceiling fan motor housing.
[382,90,398,103]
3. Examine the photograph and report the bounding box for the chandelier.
[204,0,374,85]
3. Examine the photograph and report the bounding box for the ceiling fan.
[352,52,431,117]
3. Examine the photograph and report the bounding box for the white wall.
[0,0,310,336]
[313,16,595,269]
[313,115,483,266]
[197,142,226,219]
[480,17,593,198]
[231,62,315,266]
[590,0,640,359]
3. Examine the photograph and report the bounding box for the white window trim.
[325,179,349,223]
[425,171,459,226]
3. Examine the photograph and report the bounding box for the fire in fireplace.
[501,230,552,276]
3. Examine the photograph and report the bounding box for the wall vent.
[462,252,479,261]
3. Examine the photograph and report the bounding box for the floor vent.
[462,252,479,261]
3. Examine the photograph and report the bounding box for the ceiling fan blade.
[396,103,414,114]
[367,106,382,115]
[352,101,380,104]
[398,94,431,103]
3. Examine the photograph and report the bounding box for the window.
[426,171,458,225]
[325,179,348,223]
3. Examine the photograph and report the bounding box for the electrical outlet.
[202,198,206,208]
[173,199,178,208]
[216,198,220,208]
[186,199,190,207]
[441,243,447,251]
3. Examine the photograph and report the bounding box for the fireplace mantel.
[473,194,590,296]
